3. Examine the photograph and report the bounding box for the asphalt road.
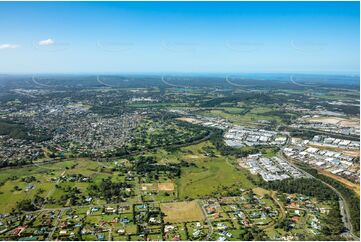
[198,200,214,240]
[279,134,359,241]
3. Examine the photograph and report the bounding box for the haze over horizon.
[0,1,359,74]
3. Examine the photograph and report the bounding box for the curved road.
[291,160,359,241]
[278,135,359,240]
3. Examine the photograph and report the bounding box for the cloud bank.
[0,44,19,49]
[38,38,55,46]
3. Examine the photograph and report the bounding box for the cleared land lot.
[318,169,360,197]
[158,182,175,191]
[176,117,202,124]
[253,187,270,197]
[160,201,204,223]
[307,116,359,128]
[141,182,175,192]
[195,106,284,125]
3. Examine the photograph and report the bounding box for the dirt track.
[317,169,360,197]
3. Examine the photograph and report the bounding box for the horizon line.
[0,71,359,77]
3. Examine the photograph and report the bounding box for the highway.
[225,75,245,88]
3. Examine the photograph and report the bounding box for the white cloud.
[0,44,19,49]
[38,38,55,46]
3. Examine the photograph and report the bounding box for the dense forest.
[134,156,181,177]
[0,120,29,140]
[0,120,51,141]
[263,178,338,201]
[89,177,133,203]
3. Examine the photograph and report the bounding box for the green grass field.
[0,139,260,212]
[0,159,116,213]
[176,142,255,199]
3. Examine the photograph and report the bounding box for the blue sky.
[0,1,359,74]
